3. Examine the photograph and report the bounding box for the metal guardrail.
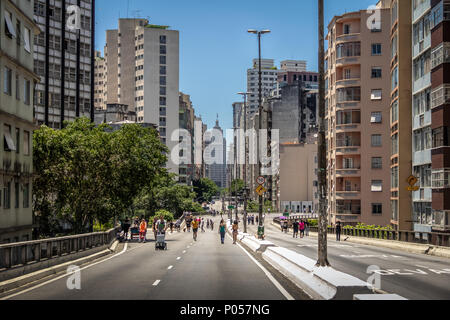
[273,218,450,247]
[0,228,119,271]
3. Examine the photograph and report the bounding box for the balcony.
[336,124,360,133]
[336,78,360,89]
[336,168,361,177]
[336,56,360,67]
[336,33,360,44]
[335,190,361,200]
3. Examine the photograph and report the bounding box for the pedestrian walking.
[169,220,174,233]
[293,220,299,238]
[232,220,239,244]
[201,218,205,232]
[336,221,342,242]
[122,217,131,241]
[256,216,259,224]
[210,219,214,231]
[299,220,305,238]
[305,220,310,237]
[139,218,147,243]
[219,220,226,244]
[207,219,210,229]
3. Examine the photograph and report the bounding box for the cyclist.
[192,218,199,241]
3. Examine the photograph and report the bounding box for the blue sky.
[95,0,377,131]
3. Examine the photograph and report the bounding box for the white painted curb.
[354,294,407,300]
[262,246,372,300]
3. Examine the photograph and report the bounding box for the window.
[337,87,360,102]
[432,169,450,189]
[160,35,166,43]
[371,134,382,147]
[160,45,166,54]
[371,67,382,78]
[3,182,11,209]
[371,89,382,100]
[372,204,382,215]
[4,67,12,95]
[344,24,350,34]
[336,42,361,58]
[15,182,19,209]
[23,131,30,156]
[15,128,20,154]
[371,112,382,123]
[159,97,166,106]
[160,76,166,85]
[23,183,30,209]
[160,55,166,65]
[160,86,166,95]
[371,43,382,55]
[15,74,20,100]
[24,79,31,105]
[24,27,31,53]
[371,180,383,192]
[3,124,16,151]
[372,157,382,169]
[160,66,166,75]
[4,10,16,38]
[391,101,398,123]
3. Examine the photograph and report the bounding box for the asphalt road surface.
[2,217,292,300]
[246,213,450,300]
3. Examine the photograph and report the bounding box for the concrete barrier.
[263,246,372,300]
[354,294,407,300]
[241,236,275,253]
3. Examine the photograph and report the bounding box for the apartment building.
[390,0,413,231]
[247,59,278,114]
[94,50,106,110]
[33,0,95,128]
[104,19,180,174]
[179,92,195,186]
[430,0,450,232]
[1,0,40,243]
[325,3,392,226]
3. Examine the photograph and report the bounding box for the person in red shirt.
[139,219,147,243]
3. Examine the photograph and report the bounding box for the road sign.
[255,185,267,196]
[256,176,266,185]
[407,186,420,192]
[228,206,235,210]
[407,175,418,186]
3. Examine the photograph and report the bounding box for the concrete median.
[262,246,372,300]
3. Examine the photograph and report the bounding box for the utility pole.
[317,0,330,267]
[234,128,238,221]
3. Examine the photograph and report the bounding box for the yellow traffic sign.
[256,185,267,196]
[407,186,420,192]
[407,175,418,186]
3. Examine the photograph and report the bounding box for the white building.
[247,59,278,114]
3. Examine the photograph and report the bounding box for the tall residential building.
[1,0,40,243]
[94,50,106,110]
[325,3,392,226]
[430,0,450,233]
[390,0,413,231]
[247,59,278,114]
[104,19,180,174]
[33,0,95,129]
[410,0,433,232]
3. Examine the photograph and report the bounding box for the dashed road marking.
[168,265,173,270]
[176,257,181,260]
[153,280,161,286]
[183,250,186,254]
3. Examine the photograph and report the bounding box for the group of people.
[285,219,310,239]
[119,215,171,243]
[246,215,258,225]
[187,217,216,241]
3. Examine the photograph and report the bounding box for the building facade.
[103,19,180,174]
[33,0,95,128]
[205,119,227,189]
[247,58,278,114]
[1,0,40,243]
[325,3,392,226]
[179,92,195,186]
[94,50,106,110]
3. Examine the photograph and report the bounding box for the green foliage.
[307,219,318,227]
[193,178,219,202]
[343,223,394,231]
[226,179,244,196]
[247,200,273,212]
[93,220,114,232]
[33,118,168,236]
[153,209,174,222]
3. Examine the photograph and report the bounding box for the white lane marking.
[226,234,294,301]
[168,265,173,270]
[176,257,181,260]
[1,242,131,300]
[183,250,186,254]
[152,280,161,286]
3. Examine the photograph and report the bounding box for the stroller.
[155,232,167,250]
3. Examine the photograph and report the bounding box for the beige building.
[389,0,412,231]
[94,51,106,110]
[325,2,392,226]
[103,19,180,174]
[1,0,40,243]
[279,143,318,213]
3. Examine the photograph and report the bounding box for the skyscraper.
[33,0,95,128]
[247,59,278,114]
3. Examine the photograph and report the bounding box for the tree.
[193,178,219,203]
[33,118,168,236]
[228,179,244,196]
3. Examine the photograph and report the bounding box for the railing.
[305,224,449,248]
[0,228,119,272]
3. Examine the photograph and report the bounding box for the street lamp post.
[248,29,270,239]
[234,127,238,222]
[238,92,251,233]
